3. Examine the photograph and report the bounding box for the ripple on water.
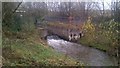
[47,36,118,66]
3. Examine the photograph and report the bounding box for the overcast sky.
[20,0,117,10]
[23,0,113,9]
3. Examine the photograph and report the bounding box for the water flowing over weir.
[47,35,118,66]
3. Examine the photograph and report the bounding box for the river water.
[47,36,118,66]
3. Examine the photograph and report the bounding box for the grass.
[79,20,119,56]
[47,22,83,30]
[47,21,112,54]
[79,37,109,52]
[2,31,84,66]
[46,20,118,57]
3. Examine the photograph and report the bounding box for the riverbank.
[47,35,118,66]
[78,20,119,57]
[2,30,84,66]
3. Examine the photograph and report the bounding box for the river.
[47,36,118,66]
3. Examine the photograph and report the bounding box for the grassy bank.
[2,30,84,66]
[79,19,119,56]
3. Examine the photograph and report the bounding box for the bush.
[80,18,119,56]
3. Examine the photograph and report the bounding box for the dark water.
[47,36,118,66]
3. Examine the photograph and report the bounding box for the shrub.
[80,18,119,56]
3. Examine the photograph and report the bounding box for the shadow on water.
[47,35,118,66]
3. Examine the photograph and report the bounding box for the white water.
[47,36,118,66]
